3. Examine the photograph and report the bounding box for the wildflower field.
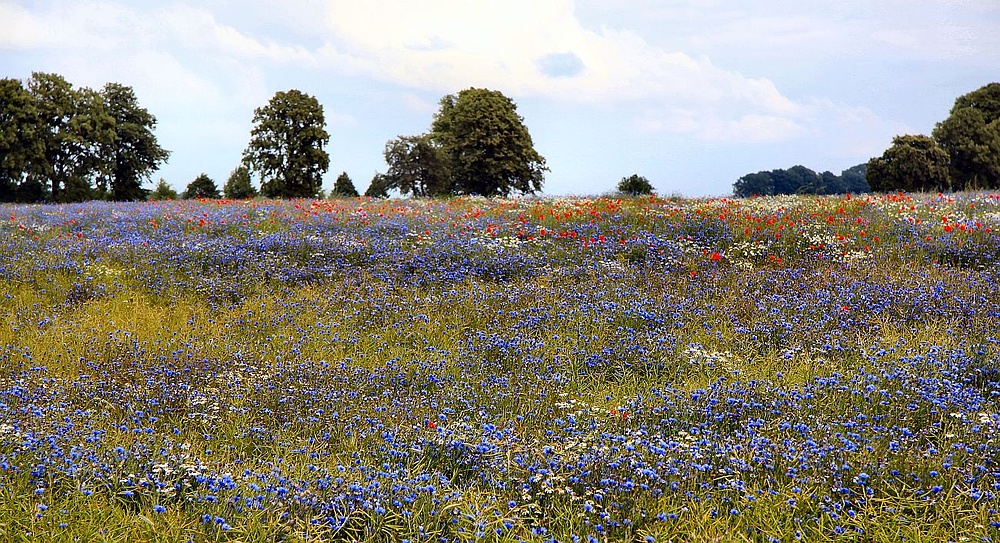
[2,192,1000,542]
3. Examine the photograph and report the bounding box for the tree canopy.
[0,73,167,203]
[733,164,869,197]
[429,88,547,197]
[0,77,42,202]
[382,135,451,197]
[932,83,1000,190]
[866,134,951,193]
[100,82,170,201]
[243,89,329,199]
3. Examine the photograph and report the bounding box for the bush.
[183,174,221,199]
[148,178,178,200]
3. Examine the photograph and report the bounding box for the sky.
[1,1,998,197]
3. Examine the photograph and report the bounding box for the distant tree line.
[867,82,1000,192]
[0,72,169,202]
[733,164,870,197]
[2,73,551,202]
[12,70,993,201]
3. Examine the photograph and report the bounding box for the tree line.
[0,73,169,202]
[865,83,1000,192]
[731,82,998,197]
[732,164,869,197]
[1,73,555,202]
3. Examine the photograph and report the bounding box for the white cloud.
[0,3,49,48]
[4,0,964,159]
[318,0,823,143]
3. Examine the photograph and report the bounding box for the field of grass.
[1,192,1000,542]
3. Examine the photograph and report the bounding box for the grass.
[1,192,1000,541]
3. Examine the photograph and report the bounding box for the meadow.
[1,192,999,542]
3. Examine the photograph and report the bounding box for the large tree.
[0,73,167,203]
[0,78,43,201]
[26,72,88,202]
[933,83,1000,190]
[382,135,451,197]
[99,83,169,201]
[866,134,951,193]
[430,88,547,197]
[243,89,330,199]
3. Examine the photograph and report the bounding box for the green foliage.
[430,88,547,197]
[99,83,170,201]
[182,173,220,199]
[733,171,774,197]
[364,173,390,198]
[866,134,951,192]
[0,78,43,202]
[382,135,451,197]
[330,171,359,198]
[243,89,330,199]
[840,163,870,193]
[616,174,655,196]
[148,178,178,200]
[0,73,167,203]
[26,72,110,202]
[223,166,257,199]
[733,164,869,197]
[933,83,1000,190]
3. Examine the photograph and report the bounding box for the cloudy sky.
[2,1,998,196]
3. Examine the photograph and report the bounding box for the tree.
[734,164,870,197]
[866,134,950,192]
[430,88,547,197]
[812,171,846,195]
[617,174,655,196]
[0,78,43,202]
[183,173,220,199]
[27,73,87,202]
[840,163,870,193]
[733,171,774,197]
[149,178,178,200]
[28,73,120,202]
[223,166,257,199]
[364,173,390,198]
[243,89,329,199]
[382,135,451,197]
[933,83,1000,190]
[330,172,359,198]
[99,83,169,201]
